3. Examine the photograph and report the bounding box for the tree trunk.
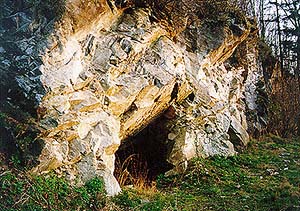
[275,0,284,73]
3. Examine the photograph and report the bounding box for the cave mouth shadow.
[114,114,174,187]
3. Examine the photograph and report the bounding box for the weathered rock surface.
[1,0,265,195]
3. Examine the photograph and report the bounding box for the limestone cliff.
[0,0,265,195]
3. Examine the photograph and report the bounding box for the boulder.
[0,0,266,195]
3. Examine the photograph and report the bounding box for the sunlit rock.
[0,0,265,195]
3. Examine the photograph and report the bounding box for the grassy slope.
[0,135,299,210]
[115,135,300,211]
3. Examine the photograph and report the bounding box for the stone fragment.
[229,116,250,146]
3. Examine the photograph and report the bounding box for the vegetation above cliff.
[1,135,299,210]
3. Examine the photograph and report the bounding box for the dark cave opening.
[114,114,174,187]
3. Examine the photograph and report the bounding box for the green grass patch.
[0,135,299,210]
[114,135,300,211]
[0,172,106,210]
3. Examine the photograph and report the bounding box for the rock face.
[1,0,265,195]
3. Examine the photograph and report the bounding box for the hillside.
[0,0,299,210]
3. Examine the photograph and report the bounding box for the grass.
[0,134,299,210]
[0,171,106,210]
[113,134,300,211]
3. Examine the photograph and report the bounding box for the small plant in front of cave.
[114,154,154,191]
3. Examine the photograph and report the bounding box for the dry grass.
[268,63,300,137]
[119,0,247,36]
[114,154,156,192]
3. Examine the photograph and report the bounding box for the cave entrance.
[114,113,174,187]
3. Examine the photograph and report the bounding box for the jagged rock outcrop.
[0,0,265,195]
